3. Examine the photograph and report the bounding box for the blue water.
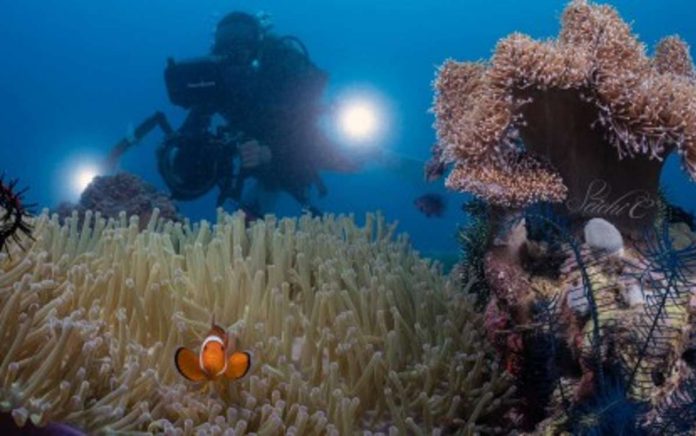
[1,0,695,256]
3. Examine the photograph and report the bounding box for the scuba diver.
[107,12,356,217]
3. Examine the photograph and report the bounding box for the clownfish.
[174,322,252,382]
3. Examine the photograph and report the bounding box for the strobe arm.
[105,111,174,171]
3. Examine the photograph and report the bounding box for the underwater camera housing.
[164,56,225,108]
[164,55,259,108]
[156,133,221,200]
[156,127,248,204]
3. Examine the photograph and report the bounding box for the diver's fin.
[224,351,252,380]
[174,347,207,382]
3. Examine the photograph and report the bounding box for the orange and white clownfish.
[174,322,251,382]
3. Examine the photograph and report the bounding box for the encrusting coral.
[0,208,513,434]
[430,0,696,228]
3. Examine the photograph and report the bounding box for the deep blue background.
[1,0,695,257]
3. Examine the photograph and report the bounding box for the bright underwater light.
[71,163,101,197]
[339,101,379,141]
[333,92,389,147]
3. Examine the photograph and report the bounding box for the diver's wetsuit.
[178,36,340,211]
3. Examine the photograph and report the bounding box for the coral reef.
[481,209,696,433]
[430,0,696,228]
[54,172,181,228]
[0,209,513,434]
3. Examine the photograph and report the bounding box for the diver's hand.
[239,140,272,168]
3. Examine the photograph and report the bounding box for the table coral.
[430,0,696,228]
[0,208,513,434]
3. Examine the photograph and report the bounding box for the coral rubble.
[0,209,513,434]
[430,0,696,228]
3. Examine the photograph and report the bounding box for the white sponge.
[584,218,624,255]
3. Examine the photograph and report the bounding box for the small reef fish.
[175,322,251,382]
[414,193,446,218]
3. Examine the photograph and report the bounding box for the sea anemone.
[0,209,514,434]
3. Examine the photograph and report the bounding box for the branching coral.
[0,209,513,434]
[431,0,696,227]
